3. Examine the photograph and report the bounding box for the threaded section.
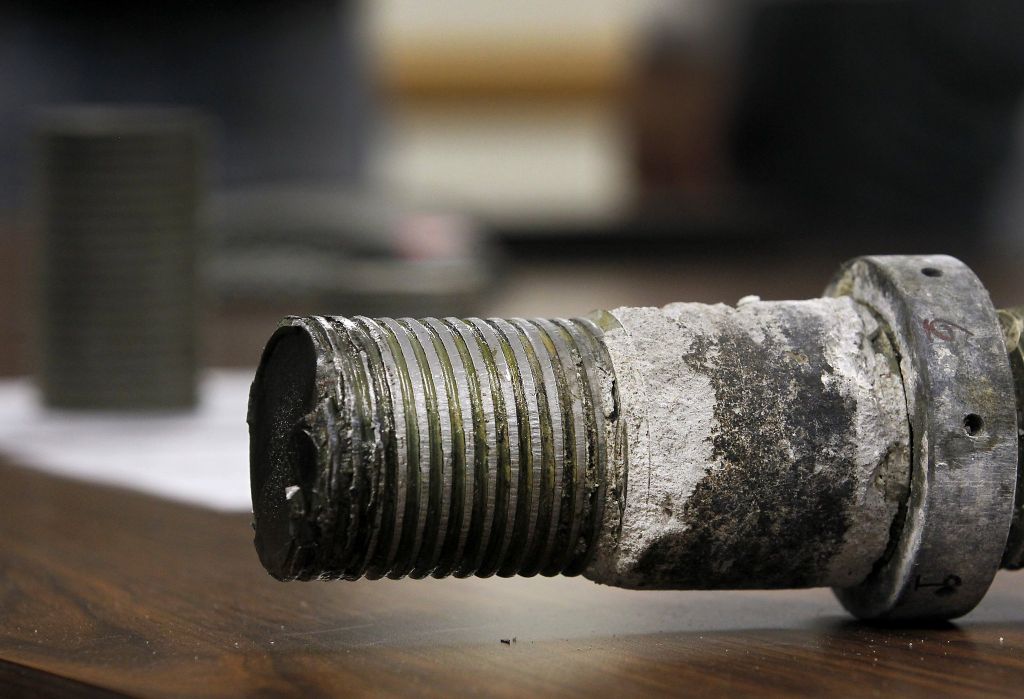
[249,315,618,581]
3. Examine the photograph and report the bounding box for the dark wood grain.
[0,458,1022,697]
[0,658,129,699]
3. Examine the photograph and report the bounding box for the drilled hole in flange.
[921,267,943,277]
[963,413,984,436]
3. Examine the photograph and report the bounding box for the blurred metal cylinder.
[35,107,206,409]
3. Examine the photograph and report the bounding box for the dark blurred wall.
[0,0,373,215]
[729,0,1024,242]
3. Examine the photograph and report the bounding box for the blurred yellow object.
[378,35,628,104]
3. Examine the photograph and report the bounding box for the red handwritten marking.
[923,318,973,343]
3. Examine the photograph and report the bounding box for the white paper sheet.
[0,371,253,511]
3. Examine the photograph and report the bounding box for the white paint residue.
[0,371,253,511]
[589,297,909,588]
[594,303,721,582]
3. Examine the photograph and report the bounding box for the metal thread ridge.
[260,315,618,581]
[36,108,205,409]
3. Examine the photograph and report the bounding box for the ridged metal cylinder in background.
[35,107,206,409]
[248,315,618,581]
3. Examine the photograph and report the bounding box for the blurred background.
[1,0,1023,395]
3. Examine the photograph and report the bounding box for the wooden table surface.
[1,459,1022,698]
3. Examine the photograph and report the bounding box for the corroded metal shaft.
[249,255,1023,621]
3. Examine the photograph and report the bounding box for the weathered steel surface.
[828,255,1018,620]
[589,298,910,591]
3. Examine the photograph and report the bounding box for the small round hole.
[921,267,943,277]
[963,413,984,436]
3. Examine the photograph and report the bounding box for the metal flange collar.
[827,255,1017,620]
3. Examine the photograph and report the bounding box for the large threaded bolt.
[249,255,1024,621]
